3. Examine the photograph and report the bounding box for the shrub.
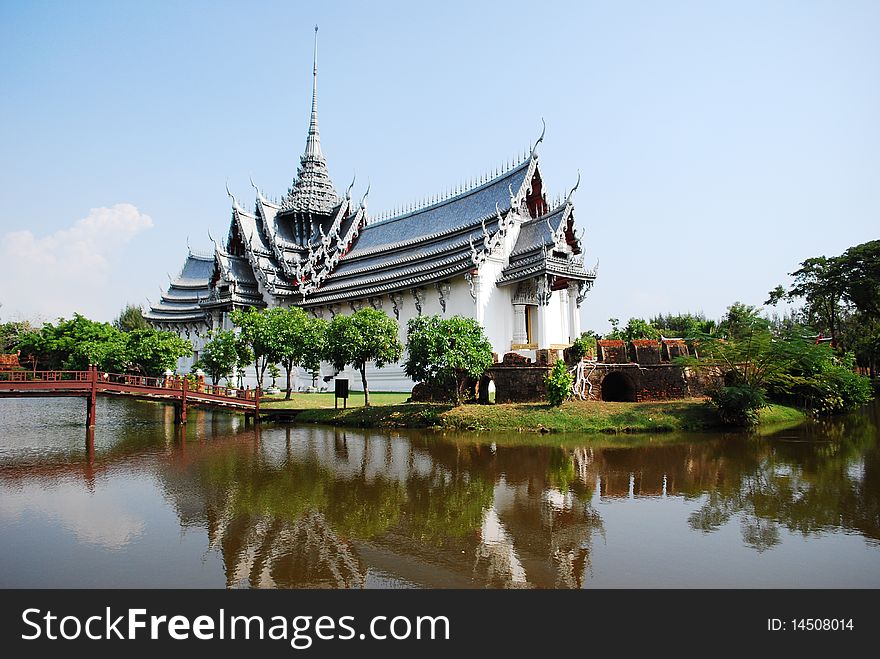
[706,384,768,426]
[568,334,596,362]
[546,360,573,407]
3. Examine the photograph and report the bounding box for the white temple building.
[145,28,597,391]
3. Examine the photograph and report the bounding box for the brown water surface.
[1,397,878,588]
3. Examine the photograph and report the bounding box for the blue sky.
[1,0,878,331]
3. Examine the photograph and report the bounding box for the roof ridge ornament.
[565,170,581,205]
[346,174,356,200]
[225,180,241,211]
[530,118,546,159]
[360,182,371,210]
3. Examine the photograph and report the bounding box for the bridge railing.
[0,370,91,382]
[102,372,168,389]
[1,369,258,404]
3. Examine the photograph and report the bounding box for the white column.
[512,304,528,345]
[473,275,484,325]
[559,287,570,343]
[537,303,548,349]
[568,283,581,341]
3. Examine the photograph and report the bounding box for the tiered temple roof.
[147,28,596,325]
[145,252,213,323]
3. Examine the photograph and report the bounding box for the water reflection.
[0,397,878,588]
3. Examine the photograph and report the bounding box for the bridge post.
[254,386,261,424]
[177,376,188,425]
[86,364,97,427]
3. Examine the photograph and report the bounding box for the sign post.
[334,378,349,409]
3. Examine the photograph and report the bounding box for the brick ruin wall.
[415,338,711,405]
[488,363,712,404]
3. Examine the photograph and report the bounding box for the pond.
[1,397,878,588]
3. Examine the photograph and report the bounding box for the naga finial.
[565,170,581,204]
[530,118,546,158]
[360,181,371,209]
[346,174,356,200]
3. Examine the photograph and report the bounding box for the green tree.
[122,329,191,376]
[16,314,123,371]
[0,319,33,354]
[300,316,329,391]
[264,306,308,399]
[769,240,880,376]
[718,302,769,341]
[767,257,845,341]
[650,312,713,338]
[195,329,239,386]
[325,308,403,406]
[404,315,494,405]
[546,360,573,407]
[232,308,274,388]
[606,317,658,341]
[114,304,149,332]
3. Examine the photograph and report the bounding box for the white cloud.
[0,481,146,550]
[1,204,153,322]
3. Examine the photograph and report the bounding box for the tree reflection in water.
[2,398,878,588]
[686,410,880,551]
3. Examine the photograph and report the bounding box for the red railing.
[0,369,258,404]
[0,370,91,382]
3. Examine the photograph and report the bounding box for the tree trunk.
[255,356,266,389]
[285,361,293,400]
[360,364,370,407]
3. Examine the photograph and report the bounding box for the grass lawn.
[260,391,410,409]
[285,396,806,434]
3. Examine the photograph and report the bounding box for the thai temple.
[145,28,597,391]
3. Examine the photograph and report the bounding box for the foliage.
[766,349,873,415]
[0,320,33,353]
[299,316,329,389]
[194,329,239,386]
[13,314,190,375]
[404,315,494,405]
[649,312,715,338]
[568,332,597,362]
[114,304,149,332]
[232,308,274,388]
[325,308,403,406]
[718,302,770,341]
[267,363,280,388]
[705,384,768,426]
[545,360,573,407]
[606,317,659,341]
[682,320,872,421]
[123,329,192,375]
[768,240,880,376]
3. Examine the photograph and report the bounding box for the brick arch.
[478,373,494,404]
[600,371,636,402]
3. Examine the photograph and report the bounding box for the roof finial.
[225,180,241,210]
[346,174,356,200]
[565,170,581,204]
[530,118,546,158]
[360,181,371,209]
[305,25,322,159]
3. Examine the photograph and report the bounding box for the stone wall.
[579,364,702,402]
[488,365,551,403]
[597,340,627,364]
[661,339,689,361]
[631,340,660,365]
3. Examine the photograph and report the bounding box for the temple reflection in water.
[1,398,879,588]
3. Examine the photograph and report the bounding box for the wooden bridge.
[0,366,260,426]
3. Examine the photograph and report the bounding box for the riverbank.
[277,396,805,434]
